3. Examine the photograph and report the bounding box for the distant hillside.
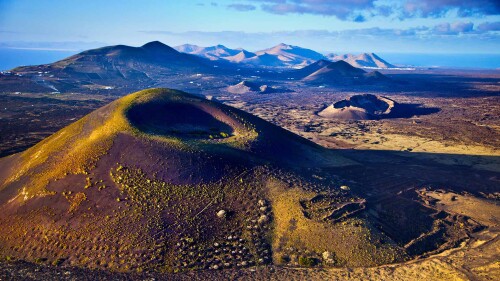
[225,50,257,63]
[172,43,396,69]
[326,53,395,68]
[292,59,332,78]
[175,43,328,68]
[239,53,286,67]
[302,61,390,85]
[7,41,225,93]
[56,41,210,71]
[255,43,326,68]
[174,44,241,61]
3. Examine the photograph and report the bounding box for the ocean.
[0,48,78,71]
[0,48,499,71]
[378,53,500,69]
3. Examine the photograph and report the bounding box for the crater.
[126,101,234,139]
[318,94,440,120]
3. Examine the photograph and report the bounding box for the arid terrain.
[0,42,498,280]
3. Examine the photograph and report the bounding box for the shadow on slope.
[386,103,441,118]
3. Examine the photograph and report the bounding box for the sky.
[0,0,499,54]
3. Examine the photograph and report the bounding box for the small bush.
[34,257,48,264]
[298,256,318,267]
[52,258,65,266]
[279,255,290,263]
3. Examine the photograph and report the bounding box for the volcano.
[0,89,482,274]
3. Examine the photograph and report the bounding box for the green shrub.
[298,256,318,267]
[34,257,48,264]
[279,255,290,263]
[52,258,65,266]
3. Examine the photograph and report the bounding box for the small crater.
[126,101,234,139]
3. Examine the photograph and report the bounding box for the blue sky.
[0,0,499,54]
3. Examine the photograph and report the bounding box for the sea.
[0,48,78,71]
[0,48,499,71]
[378,53,500,70]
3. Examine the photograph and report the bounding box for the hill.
[51,41,211,74]
[226,81,264,94]
[255,43,326,68]
[174,43,327,68]
[238,53,286,67]
[224,50,257,63]
[174,44,241,61]
[226,81,287,94]
[0,88,487,276]
[292,59,333,78]
[327,53,395,68]
[7,41,220,93]
[174,43,204,54]
[0,88,414,273]
[302,61,390,85]
[318,94,397,120]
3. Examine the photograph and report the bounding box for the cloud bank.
[231,0,500,21]
[138,20,500,53]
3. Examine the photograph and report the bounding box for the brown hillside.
[0,88,483,275]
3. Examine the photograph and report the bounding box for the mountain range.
[175,43,396,69]
[2,41,392,94]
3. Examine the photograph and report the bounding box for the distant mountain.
[326,53,395,68]
[240,53,286,67]
[302,60,389,85]
[25,41,213,75]
[8,41,222,93]
[225,50,257,63]
[174,44,243,61]
[303,61,366,83]
[255,43,326,68]
[175,43,328,68]
[174,43,203,54]
[293,59,332,78]
[173,43,395,69]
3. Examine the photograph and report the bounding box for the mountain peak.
[141,41,178,55]
[328,60,354,68]
[276,43,292,49]
[142,41,168,48]
[327,52,395,68]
